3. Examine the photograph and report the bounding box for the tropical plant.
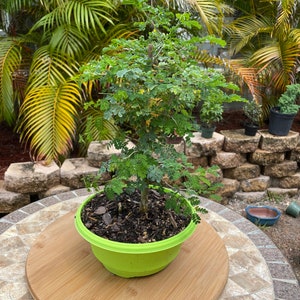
[0,0,144,161]
[78,3,227,215]
[224,0,300,117]
[153,0,234,36]
[0,0,237,163]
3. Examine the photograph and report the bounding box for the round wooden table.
[26,212,229,300]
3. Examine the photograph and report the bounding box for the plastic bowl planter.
[75,192,197,278]
[245,205,281,226]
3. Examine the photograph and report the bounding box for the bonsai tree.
[269,84,300,136]
[78,3,241,223]
[243,100,262,126]
[276,84,300,114]
[199,80,246,129]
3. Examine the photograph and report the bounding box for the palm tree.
[224,0,300,115]
[156,0,233,36]
[0,0,141,161]
[0,0,232,162]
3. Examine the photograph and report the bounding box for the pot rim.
[245,205,281,220]
[270,106,297,117]
[75,189,197,254]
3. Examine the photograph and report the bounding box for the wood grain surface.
[26,212,228,300]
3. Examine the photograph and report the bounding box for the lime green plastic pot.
[74,193,197,278]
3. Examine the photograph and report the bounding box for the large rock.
[210,151,246,169]
[185,132,224,157]
[290,146,300,162]
[87,140,135,167]
[267,187,298,198]
[205,166,223,184]
[0,181,30,213]
[187,156,209,170]
[4,161,60,193]
[39,184,71,198]
[271,172,300,189]
[217,178,240,198]
[234,191,267,203]
[61,158,106,189]
[240,175,271,192]
[259,130,299,152]
[220,129,260,153]
[249,149,285,166]
[223,163,260,180]
[263,160,298,178]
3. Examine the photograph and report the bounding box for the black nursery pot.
[201,126,216,139]
[268,107,296,136]
[244,123,259,136]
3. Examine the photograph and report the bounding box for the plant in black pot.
[74,3,232,278]
[199,82,247,138]
[269,84,300,136]
[243,100,262,136]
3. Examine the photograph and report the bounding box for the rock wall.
[1,129,300,213]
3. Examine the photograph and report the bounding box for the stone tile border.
[199,197,300,299]
[0,189,299,299]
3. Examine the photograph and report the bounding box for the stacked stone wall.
[1,129,300,213]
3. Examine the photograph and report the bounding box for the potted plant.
[269,84,300,136]
[199,81,247,138]
[243,100,262,136]
[74,3,231,278]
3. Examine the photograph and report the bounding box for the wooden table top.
[26,212,229,300]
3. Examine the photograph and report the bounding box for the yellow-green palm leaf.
[0,39,22,125]
[225,15,272,55]
[31,0,116,36]
[49,24,90,58]
[27,45,79,90]
[18,82,82,161]
[191,0,227,35]
[251,38,300,92]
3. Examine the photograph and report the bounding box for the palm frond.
[190,0,224,35]
[18,82,82,162]
[49,25,90,58]
[0,38,22,125]
[250,39,300,91]
[5,0,33,12]
[274,0,296,33]
[194,50,261,102]
[31,0,117,36]
[26,46,79,90]
[78,108,118,155]
[289,28,300,43]
[226,15,272,55]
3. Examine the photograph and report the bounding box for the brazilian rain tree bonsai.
[74,3,246,277]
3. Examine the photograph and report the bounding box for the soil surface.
[81,190,191,243]
[0,109,299,283]
[0,122,30,177]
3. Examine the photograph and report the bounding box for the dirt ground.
[0,109,299,283]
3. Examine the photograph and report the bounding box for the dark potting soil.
[80,189,191,243]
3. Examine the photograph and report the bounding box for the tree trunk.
[140,185,149,213]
